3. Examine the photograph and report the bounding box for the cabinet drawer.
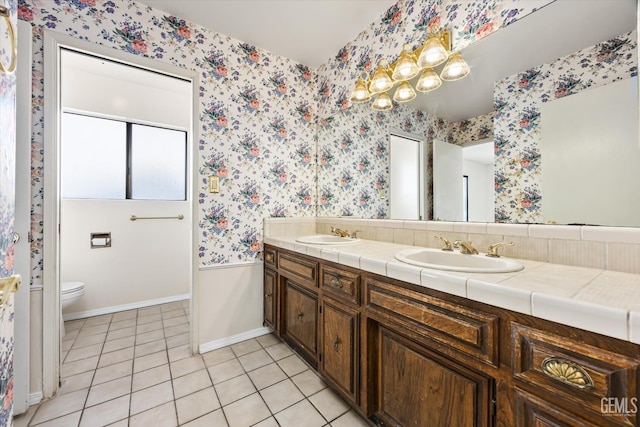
[512,323,639,426]
[320,265,360,305]
[365,277,499,366]
[278,252,318,288]
[264,246,277,268]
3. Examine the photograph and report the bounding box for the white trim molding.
[199,327,272,354]
[62,294,190,321]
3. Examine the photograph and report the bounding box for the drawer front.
[365,277,499,366]
[320,265,360,305]
[278,252,318,287]
[264,246,277,268]
[512,323,639,426]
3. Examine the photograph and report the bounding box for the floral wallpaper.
[0,0,17,421]
[18,0,317,275]
[494,31,637,223]
[316,0,552,120]
[317,101,490,219]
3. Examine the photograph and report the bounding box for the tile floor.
[14,301,369,427]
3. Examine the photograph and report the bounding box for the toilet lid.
[61,281,85,294]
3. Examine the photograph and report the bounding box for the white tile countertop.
[264,235,640,345]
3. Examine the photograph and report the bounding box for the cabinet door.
[371,325,493,427]
[283,280,318,365]
[321,298,359,404]
[263,268,277,331]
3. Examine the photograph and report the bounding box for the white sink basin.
[395,248,524,273]
[295,235,360,245]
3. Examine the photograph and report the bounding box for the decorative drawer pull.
[265,292,272,299]
[329,277,343,289]
[265,252,274,262]
[541,357,594,389]
[332,335,341,351]
[296,311,304,321]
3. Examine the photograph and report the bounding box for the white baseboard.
[63,293,190,321]
[28,391,42,406]
[199,327,272,354]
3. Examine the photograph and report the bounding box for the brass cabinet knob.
[329,276,343,289]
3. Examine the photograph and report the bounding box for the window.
[62,113,187,200]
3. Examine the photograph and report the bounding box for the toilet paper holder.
[90,232,111,248]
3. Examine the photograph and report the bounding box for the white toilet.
[61,281,85,337]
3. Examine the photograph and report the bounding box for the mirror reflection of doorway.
[389,133,425,220]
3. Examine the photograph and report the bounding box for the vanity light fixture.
[349,29,470,110]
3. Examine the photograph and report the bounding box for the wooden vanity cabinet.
[263,246,640,427]
[263,246,278,331]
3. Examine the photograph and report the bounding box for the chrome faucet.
[454,240,479,255]
[434,236,453,251]
[486,241,514,258]
[331,227,350,238]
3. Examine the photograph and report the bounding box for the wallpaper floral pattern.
[0,0,17,421]
[317,102,491,219]
[18,0,317,274]
[316,0,552,120]
[493,31,637,223]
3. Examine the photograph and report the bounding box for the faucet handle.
[454,240,479,255]
[434,236,453,251]
[486,241,515,258]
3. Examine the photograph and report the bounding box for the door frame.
[42,30,200,398]
[388,129,426,220]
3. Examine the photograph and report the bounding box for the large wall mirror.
[316,0,638,227]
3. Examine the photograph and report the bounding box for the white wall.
[61,200,190,315]
[463,159,494,222]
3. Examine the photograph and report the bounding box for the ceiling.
[138,0,397,68]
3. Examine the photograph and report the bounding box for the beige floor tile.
[134,338,167,358]
[136,329,165,345]
[330,410,369,427]
[92,359,133,385]
[170,354,205,378]
[30,410,81,427]
[62,329,80,342]
[215,374,257,406]
[252,417,280,427]
[132,364,171,392]
[162,308,185,319]
[106,419,128,427]
[168,344,191,363]
[30,389,88,425]
[130,380,174,415]
[208,359,244,384]
[77,323,110,337]
[231,339,261,357]
[133,350,168,373]
[136,320,163,334]
[83,314,112,327]
[98,346,134,368]
[274,399,326,427]
[61,356,99,378]
[64,343,104,363]
[180,409,228,426]
[64,320,85,332]
[291,369,326,396]
[172,369,212,399]
[164,323,189,338]
[86,375,132,407]
[222,393,270,427]
[79,394,130,427]
[238,349,273,372]
[248,363,287,390]
[161,302,184,312]
[166,333,189,348]
[111,310,137,322]
[129,401,178,427]
[138,306,162,316]
[308,388,350,422]
[256,334,280,348]
[61,339,74,352]
[162,315,187,327]
[202,347,235,367]
[102,335,135,353]
[277,354,308,377]
[264,343,293,361]
[137,313,162,325]
[12,404,39,427]
[71,333,107,349]
[175,387,220,425]
[260,378,305,414]
[108,318,136,331]
[58,371,94,395]
[106,326,136,342]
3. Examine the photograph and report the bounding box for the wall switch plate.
[379,189,386,199]
[209,176,220,193]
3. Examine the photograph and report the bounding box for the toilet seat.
[62,281,85,295]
